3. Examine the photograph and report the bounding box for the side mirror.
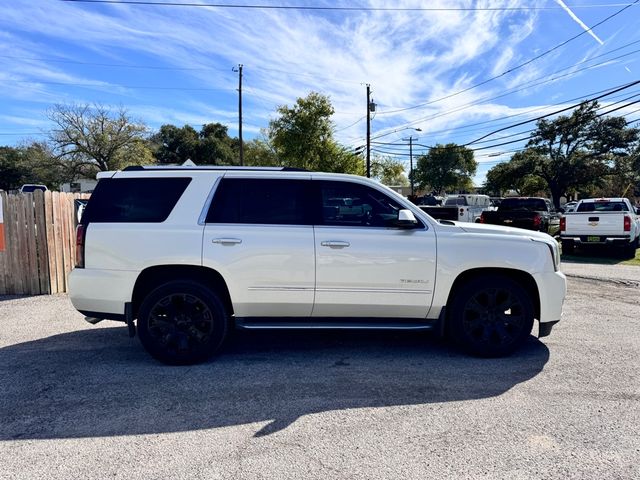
[395,209,419,228]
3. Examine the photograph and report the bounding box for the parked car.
[560,197,640,257]
[480,197,560,235]
[19,184,48,193]
[422,194,491,223]
[69,166,566,364]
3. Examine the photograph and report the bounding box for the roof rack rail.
[122,165,308,172]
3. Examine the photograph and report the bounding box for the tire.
[449,275,534,357]
[623,238,637,259]
[561,240,575,255]
[137,281,229,365]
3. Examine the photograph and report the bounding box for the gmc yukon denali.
[69,166,566,365]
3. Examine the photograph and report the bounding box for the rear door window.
[206,178,314,225]
[81,177,191,223]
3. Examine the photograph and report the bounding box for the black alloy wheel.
[449,275,534,357]
[137,281,228,365]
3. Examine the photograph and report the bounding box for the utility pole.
[409,136,414,197]
[402,131,421,197]
[366,84,371,178]
[233,64,244,166]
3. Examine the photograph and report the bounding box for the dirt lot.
[0,262,638,480]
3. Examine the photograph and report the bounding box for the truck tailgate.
[563,212,627,236]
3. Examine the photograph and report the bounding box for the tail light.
[532,214,541,227]
[624,215,631,232]
[560,216,566,232]
[75,224,86,268]
[479,213,485,223]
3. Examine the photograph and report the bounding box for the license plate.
[587,236,600,242]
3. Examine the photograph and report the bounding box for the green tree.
[525,100,639,208]
[0,143,71,190]
[484,151,546,196]
[150,124,199,164]
[267,92,363,173]
[196,123,236,165]
[413,143,477,194]
[150,122,238,165]
[370,156,408,186]
[243,138,279,167]
[48,103,152,173]
[0,146,30,190]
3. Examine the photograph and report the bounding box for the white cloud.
[1,0,629,168]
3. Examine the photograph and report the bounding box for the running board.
[235,317,437,331]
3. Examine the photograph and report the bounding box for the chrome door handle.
[212,238,242,245]
[321,241,350,248]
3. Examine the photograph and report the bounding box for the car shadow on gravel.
[562,246,639,265]
[0,327,549,440]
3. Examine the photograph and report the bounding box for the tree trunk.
[549,182,563,210]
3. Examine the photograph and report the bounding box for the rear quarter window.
[81,177,192,223]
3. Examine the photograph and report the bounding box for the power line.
[334,115,367,133]
[60,1,639,11]
[464,92,640,146]
[0,54,221,71]
[352,84,640,155]
[377,50,640,133]
[349,47,640,147]
[371,96,640,159]
[0,132,45,136]
[0,53,366,86]
[465,79,640,145]
[374,0,639,116]
[9,79,236,91]
[415,87,640,141]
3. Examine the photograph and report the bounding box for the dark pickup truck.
[417,205,459,221]
[480,197,560,235]
[413,195,459,221]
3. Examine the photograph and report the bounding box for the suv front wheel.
[449,275,534,357]
[137,281,229,365]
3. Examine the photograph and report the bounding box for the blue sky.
[1,0,639,185]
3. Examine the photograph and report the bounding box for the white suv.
[69,166,566,364]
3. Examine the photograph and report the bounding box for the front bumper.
[532,270,567,331]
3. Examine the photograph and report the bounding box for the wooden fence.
[0,191,91,295]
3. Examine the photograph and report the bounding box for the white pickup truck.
[442,194,492,223]
[560,198,640,257]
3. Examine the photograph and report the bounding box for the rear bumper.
[560,235,631,246]
[69,268,137,316]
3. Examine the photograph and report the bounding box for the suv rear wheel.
[137,281,229,365]
[449,275,534,357]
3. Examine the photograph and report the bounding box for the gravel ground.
[0,262,638,480]
[561,261,640,285]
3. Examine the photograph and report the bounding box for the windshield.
[444,197,467,206]
[21,185,47,193]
